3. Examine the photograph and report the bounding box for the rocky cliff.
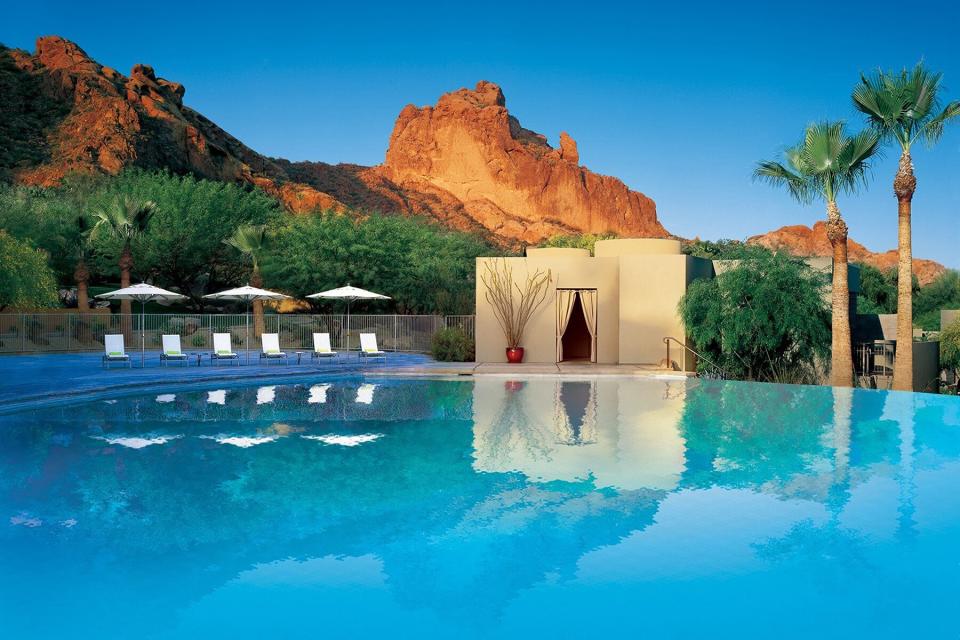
[0,36,947,276]
[0,38,665,244]
[378,81,666,242]
[748,222,946,285]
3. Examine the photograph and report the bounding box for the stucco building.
[475,239,713,370]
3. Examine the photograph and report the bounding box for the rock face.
[1,35,948,275]
[1,36,341,213]
[380,81,666,243]
[0,40,666,245]
[748,222,946,285]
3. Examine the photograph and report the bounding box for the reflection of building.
[472,377,688,491]
[475,239,713,369]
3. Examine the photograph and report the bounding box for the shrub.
[941,319,960,372]
[431,327,475,362]
[679,252,830,383]
[0,230,59,311]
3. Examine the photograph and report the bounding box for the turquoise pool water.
[1,376,958,638]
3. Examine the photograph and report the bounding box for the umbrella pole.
[246,300,251,365]
[141,300,146,368]
[346,300,351,352]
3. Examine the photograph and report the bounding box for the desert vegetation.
[0,170,497,315]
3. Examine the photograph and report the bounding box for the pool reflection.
[0,377,958,638]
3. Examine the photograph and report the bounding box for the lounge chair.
[359,333,386,365]
[160,335,189,366]
[102,334,132,368]
[211,333,240,365]
[259,333,288,364]
[311,332,338,363]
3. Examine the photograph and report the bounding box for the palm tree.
[755,122,879,387]
[224,224,269,337]
[73,214,93,312]
[853,63,960,391]
[92,196,157,319]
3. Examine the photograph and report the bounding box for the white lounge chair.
[211,333,239,365]
[311,332,338,363]
[359,333,386,365]
[102,334,131,368]
[160,334,189,366]
[259,333,288,364]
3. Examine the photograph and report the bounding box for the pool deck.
[367,361,692,377]
[0,352,689,413]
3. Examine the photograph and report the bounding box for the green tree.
[0,230,58,311]
[914,270,960,330]
[679,252,831,383]
[539,232,616,255]
[224,224,270,336]
[853,63,960,391]
[72,214,93,311]
[91,195,157,318]
[683,239,773,260]
[86,170,282,307]
[263,212,494,314]
[940,319,960,377]
[855,263,897,315]
[755,121,879,387]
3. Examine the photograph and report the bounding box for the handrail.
[662,337,730,379]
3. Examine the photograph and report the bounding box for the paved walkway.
[368,361,693,377]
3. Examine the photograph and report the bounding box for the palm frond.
[852,62,956,149]
[754,160,814,204]
[922,100,960,145]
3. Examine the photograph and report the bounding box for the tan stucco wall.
[617,254,712,366]
[475,255,620,363]
[595,238,682,257]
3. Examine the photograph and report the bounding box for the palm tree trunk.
[74,259,90,312]
[119,244,134,339]
[826,202,853,387]
[893,150,916,392]
[251,267,265,338]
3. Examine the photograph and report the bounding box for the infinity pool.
[1,376,958,638]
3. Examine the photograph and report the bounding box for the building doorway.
[558,290,595,362]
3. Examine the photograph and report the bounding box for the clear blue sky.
[4,0,959,267]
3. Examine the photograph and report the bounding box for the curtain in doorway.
[578,289,598,363]
[556,289,576,362]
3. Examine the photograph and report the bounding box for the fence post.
[20,313,25,353]
[67,314,73,351]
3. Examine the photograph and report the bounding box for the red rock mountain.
[1,37,665,244]
[748,222,946,285]
[0,36,947,277]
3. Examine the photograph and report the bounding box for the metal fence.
[0,313,476,354]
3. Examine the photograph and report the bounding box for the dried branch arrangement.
[481,259,552,348]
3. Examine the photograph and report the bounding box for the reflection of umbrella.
[307,285,390,351]
[204,285,291,364]
[97,283,187,367]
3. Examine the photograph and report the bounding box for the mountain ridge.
[0,35,946,279]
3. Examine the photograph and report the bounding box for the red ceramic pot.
[505,347,524,363]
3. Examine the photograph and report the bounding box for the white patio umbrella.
[96,283,188,367]
[306,284,390,351]
[203,285,291,363]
